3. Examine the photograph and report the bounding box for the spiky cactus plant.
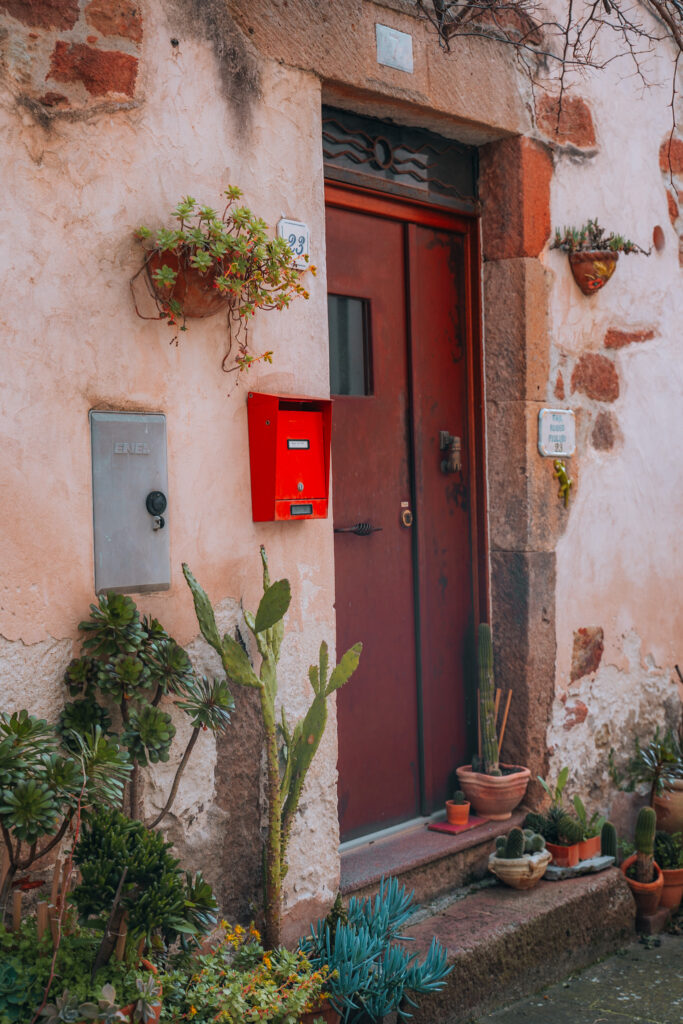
[504,827,525,859]
[635,806,656,883]
[184,547,362,948]
[478,624,500,775]
[453,790,466,804]
[601,821,618,860]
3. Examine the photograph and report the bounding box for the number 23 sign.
[277,218,310,269]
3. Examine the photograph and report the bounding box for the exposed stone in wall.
[590,411,617,451]
[562,698,588,731]
[659,137,683,175]
[603,327,655,350]
[479,137,553,259]
[536,95,596,150]
[554,371,565,400]
[658,134,683,266]
[0,0,142,115]
[571,353,619,403]
[570,627,604,682]
[48,40,137,96]
[666,189,679,226]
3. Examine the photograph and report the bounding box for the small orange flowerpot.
[621,854,664,916]
[578,835,601,861]
[445,800,470,826]
[546,841,580,868]
[660,866,683,911]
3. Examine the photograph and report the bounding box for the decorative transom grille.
[322,106,478,213]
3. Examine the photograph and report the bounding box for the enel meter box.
[247,392,332,521]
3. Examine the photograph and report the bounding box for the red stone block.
[0,0,78,30]
[85,0,143,43]
[570,627,604,682]
[554,371,565,400]
[38,90,69,106]
[563,699,589,731]
[604,327,655,349]
[536,95,596,149]
[591,411,616,451]
[571,353,619,403]
[48,40,138,96]
[659,136,683,175]
[666,189,679,227]
[480,137,553,260]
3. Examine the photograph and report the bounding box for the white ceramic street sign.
[376,25,414,73]
[538,408,576,457]
[277,218,310,270]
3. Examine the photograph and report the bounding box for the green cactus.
[524,811,547,838]
[526,833,546,853]
[635,805,656,883]
[504,827,525,859]
[478,623,500,775]
[183,547,362,949]
[495,835,507,856]
[600,820,618,859]
[453,790,466,805]
[558,814,583,846]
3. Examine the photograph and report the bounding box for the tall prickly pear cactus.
[183,547,362,949]
[478,624,500,775]
[600,821,617,860]
[635,805,656,883]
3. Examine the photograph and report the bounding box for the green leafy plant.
[301,876,451,1024]
[133,188,316,372]
[0,713,130,917]
[550,219,648,254]
[609,727,683,807]
[72,806,217,972]
[183,546,362,949]
[654,829,683,870]
[63,593,234,823]
[573,795,606,839]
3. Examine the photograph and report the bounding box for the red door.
[326,186,484,842]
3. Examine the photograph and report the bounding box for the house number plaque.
[277,218,310,269]
[538,408,576,457]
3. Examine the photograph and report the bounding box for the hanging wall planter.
[550,219,648,295]
[131,188,315,373]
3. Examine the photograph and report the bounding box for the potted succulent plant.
[654,829,683,911]
[609,726,683,835]
[455,625,530,821]
[132,188,315,373]
[488,826,551,890]
[524,767,583,867]
[620,806,664,916]
[550,218,648,295]
[445,789,470,826]
[573,795,606,860]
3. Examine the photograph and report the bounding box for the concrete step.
[406,868,636,1024]
[341,811,527,905]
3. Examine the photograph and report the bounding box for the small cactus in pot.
[489,826,551,889]
[445,789,470,826]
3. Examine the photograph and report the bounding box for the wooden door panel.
[408,225,472,810]
[326,207,420,841]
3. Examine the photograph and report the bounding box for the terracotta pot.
[488,849,552,890]
[578,835,601,861]
[146,250,230,319]
[445,800,470,825]
[654,779,683,835]
[621,854,664,915]
[660,866,683,911]
[299,999,341,1024]
[455,764,530,821]
[568,250,619,295]
[119,1001,162,1024]
[546,841,581,868]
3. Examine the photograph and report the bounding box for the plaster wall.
[540,39,683,822]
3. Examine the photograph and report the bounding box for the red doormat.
[428,814,490,835]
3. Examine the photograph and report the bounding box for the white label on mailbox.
[287,439,310,449]
[277,219,310,269]
[376,24,414,73]
[538,408,576,457]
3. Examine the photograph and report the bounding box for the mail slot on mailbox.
[247,392,332,522]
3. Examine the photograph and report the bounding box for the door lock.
[440,431,462,474]
[400,508,413,528]
[146,491,167,531]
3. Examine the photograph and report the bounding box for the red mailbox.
[247,392,332,522]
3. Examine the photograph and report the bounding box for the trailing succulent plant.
[61,592,234,823]
[183,546,362,949]
[550,219,648,255]
[495,827,546,859]
[72,806,217,972]
[0,712,130,919]
[301,877,451,1024]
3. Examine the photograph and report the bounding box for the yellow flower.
[188,1007,197,1017]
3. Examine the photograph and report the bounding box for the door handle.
[400,509,413,528]
[334,521,383,535]
[439,431,462,474]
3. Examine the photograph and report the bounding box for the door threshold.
[339,813,443,853]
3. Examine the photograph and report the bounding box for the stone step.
[341,811,527,905]
[405,868,636,1024]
